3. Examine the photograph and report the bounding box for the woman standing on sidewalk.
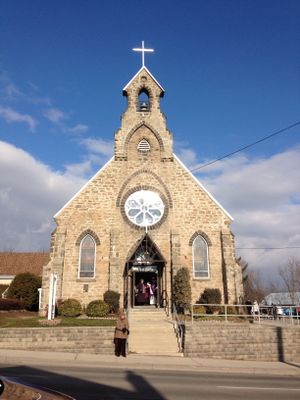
[114,310,130,357]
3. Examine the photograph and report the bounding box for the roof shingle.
[0,252,50,276]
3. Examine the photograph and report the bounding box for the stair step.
[128,309,179,355]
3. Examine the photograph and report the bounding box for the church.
[41,47,243,313]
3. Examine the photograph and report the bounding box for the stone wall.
[184,322,300,362]
[0,327,115,354]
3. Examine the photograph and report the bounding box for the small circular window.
[124,190,164,227]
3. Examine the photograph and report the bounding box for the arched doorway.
[124,234,166,309]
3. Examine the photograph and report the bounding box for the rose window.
[124,190,164,227]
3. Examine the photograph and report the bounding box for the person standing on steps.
[114,310,130,357]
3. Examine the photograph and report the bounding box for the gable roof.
[123,66,165,94]
[54,157,113,218]
[173,154,233,221]
[0,252,50,276]
[264,292,300,305]
[54,154,233,222]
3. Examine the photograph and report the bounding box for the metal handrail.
[190,303,300,325]
[162,289,170,317]
[172,304,184,352]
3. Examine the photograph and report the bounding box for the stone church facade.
[41,66,243,313]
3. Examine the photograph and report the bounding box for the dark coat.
[136,282,146,303]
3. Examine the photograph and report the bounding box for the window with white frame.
[79,234,96,278]
[193,235,209,278]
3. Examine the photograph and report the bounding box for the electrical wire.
[236,247,300,250]
[190,121,300,172]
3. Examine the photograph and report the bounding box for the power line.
[236,247,300,250]
[190,121,300,172]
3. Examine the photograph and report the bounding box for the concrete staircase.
[128,308,180,356]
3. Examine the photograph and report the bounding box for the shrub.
[193,305,206,316]
[226,306,238,315]
[198,288,222,314]
[0,298,24,310]
[86,300,109,317]
[173,267,192,313]
[58,298,82,317]
[103,290,120,314]
[6,273,42,310]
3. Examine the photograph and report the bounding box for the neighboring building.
[264,292,300,305]
[41,65,243,313]
[0,252,50,287]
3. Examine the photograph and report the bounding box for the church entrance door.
[132,267,160,307]
[124,234,166,309]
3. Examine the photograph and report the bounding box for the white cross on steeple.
[132,41,154,67]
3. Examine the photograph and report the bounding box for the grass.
[0,311,116,328]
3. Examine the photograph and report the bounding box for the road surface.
[0,362,299,400]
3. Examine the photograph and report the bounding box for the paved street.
[1,363,300,400]
[0,351,300,400]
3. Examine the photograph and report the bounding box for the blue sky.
[0,0,299,280]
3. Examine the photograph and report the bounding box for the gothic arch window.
[192,235,210,279]
[76,229,100,246]
[138,88,150,112]
[79,234,96,278]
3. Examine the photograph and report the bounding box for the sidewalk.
[1,349,300,376]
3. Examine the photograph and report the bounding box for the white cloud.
[68,123,89,134]
[58,139,113,181]
[193,146,300,278]
[0,72,23,100]
[1,137,299,283]
[0,140,85,251]
[175,147,198,167]
[43,107,68,124]
[64,160,93,178]
[0,106,37,132]
[80,137,114,157]
[4,83,23,100]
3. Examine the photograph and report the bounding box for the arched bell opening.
[137,88,150,112]
[123,234,166,309]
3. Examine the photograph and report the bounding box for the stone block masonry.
[0,327,115,355]
[184,322,300,362]
[41,65,244,313]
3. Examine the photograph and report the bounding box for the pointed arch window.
[79,234,96,278]
[138,89,150,112]
[193,235,209,279]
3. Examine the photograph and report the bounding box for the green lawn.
[0,312,116,328]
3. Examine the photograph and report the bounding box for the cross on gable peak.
[132,41,154,67]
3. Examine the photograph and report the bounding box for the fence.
[189,303,300,325]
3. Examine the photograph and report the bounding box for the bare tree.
[238,257,272,303]
[278,257,300,304]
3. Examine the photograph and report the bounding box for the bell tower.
[114,44,173,162]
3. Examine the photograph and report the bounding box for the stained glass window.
[79,235,96,278]
[125,190,164,228]
[193,235,209,278]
